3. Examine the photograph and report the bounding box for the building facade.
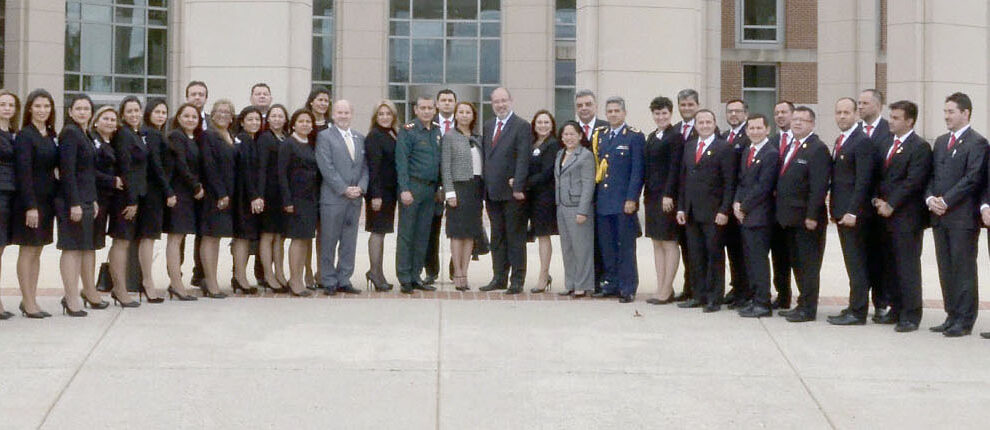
[1,0,987,139]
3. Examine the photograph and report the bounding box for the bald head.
[333,99,353,130]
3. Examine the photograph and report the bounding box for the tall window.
[389,0,500,124]
[313,0,334,95]
[738,0,779,43]
[65,0,168,102]
[553,0,576,123]
[0,0,6,89]
[742,64,777,129]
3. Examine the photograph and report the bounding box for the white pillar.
[3,0,66,113]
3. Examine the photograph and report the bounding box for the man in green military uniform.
[395,95,442,293]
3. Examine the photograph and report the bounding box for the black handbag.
[96,262,113,292]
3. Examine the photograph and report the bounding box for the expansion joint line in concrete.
[759,318,838,430]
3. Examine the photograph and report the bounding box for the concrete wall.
[334,0,388,131]
[816,0,879,140]
[2,0,66,117]
[502,0,554,121]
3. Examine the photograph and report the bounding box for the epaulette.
[595,125,608,131]
[432,121,441,127]
[626,126,640,133]
[404,122,416,130]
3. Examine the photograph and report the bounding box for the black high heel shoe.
[288,286,313,297]
[530,276,552,294]
[60,298,88,317]
[110,292,140,308]
[18,303,46,319]
[167,287,198,301]
[138,286,165,304]
[262,281,289,294]
[197,283,228,299]
[366,271,392,292]
[231,278,259,295]
[81,294,110,309]
[0,310,13,320]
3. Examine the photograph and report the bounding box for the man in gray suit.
[315,99,369,295]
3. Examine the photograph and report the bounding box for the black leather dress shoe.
[400,283,415,294]
[677,298,702,308]
[479,281,507,292]
[702,304,720,313]
[929,320,953,333]
[738,304,771,318]
[895,322,919,333]
[674,291,691,302]
[943,324,972,338]
[785,311,815,323]
[423,274,438,286]
[980,332,990,339]
[413,282,436,292]
[618,294,634,303]
[777,308,798,317]
[827,313,866,326]
[727,299,750,310]
[505,286,523,295]
[771,296,791,310]
[592,291,616,298]
[723,290,737,304]
[321,284,337,296]
[337,285,362,295]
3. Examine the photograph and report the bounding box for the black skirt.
[233,196,260,240]
[107,192,138,240]
[136,192,165,240]
[0,191,12,247]
[445,177,483,239]
[526,188,558,237]
[12,193,55,246]
[199,197,233,238]
[55,199,97,251]
[644,196,679,241]
[164,189,198,235]
[94,195,111,249]
[364,195,397,234]
[284,200,318,240]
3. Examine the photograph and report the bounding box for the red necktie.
[492,120,503,146]
[682,124,690,139]
[583,124,590,139]
[779,133,789,162]
[885,138,901,167]
[834,134,844,158]
[444,120,451,134]
[864,125,873,137]
[947,133,957,151]
[746,145,756,168]
[695,140,705,163]
[728,131,736,144]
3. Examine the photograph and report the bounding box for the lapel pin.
[840,155,845,160]
[896,147,903,154]
[707,150,712,156]
[802,143,808,148]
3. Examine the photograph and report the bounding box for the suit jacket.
[578,118,608,143]
[278,136,320,209]
[525,136,560,207]
[643,126,684,204]
[482,113,531,201]
[14,124,59,210]
[57,124,98,206]
[734,141,779,227]
[441,129,482,195]
[863,117,892,150]
[678,135,736,223]
[673,120,698,143]
[199,130,236,202]
[0,129,16,192]
[928,127,987,229]
[316,126,368,206]
[165,130,203,199]
[876,132,932,232]
[829,126,875,220]
[593,125,645,215]
[775,134,831,227]
[555,145,595,216]
[364,126,398,202]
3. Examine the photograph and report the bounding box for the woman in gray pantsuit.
[555,121,596,297]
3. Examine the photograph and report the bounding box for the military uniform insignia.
[627,126,639,133]
[404,122,416,130]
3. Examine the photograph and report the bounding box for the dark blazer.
[93,133,119,204]
[235,131,262,201]
[199,130,236,201]
[14,124,58,210]
[876,132,932,232]
[643,126,684,203]
[672,120,698,143]
[678,135,736,223]
[768,130,791,152]
[829,127,875,220]
[579,118,608,143]
[525,136,560,206]
[278,136,320,209]
[165,130,203,197]
[481,113,531,201]
[734,141,779,227]
[594,125,645,215]
[863,117,892,150]
[113,126,171,205]
[365,126,398,202]
[57,124,98,206]
[256,130,284,203]
[927,127,987,229]
[775,134,831,227]
[0,128,14,192]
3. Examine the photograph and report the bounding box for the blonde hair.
[210,99,236,127]
[90,106,118,137]
[369,99,398,134]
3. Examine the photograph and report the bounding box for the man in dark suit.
[721,99,751,308]
[928,92,987,337]
[826,98,877,325]
[768,100,794,310]
[857,88,893,321]
[422,89,457,285]
[775,107,831,323]
[479,87,531,293]
[672,88,700,302]
[873,100,931,333]
[589,97,644,303]
[733,114,778,318]
[574,90,608,291]
[676,109,736,312]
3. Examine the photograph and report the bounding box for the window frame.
[735,0,784,47]
[741,63,779,131]
[553,0,576,124]
[313,0,335,97]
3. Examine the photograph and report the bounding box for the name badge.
[93,138,101,149]
[617,145,629,150]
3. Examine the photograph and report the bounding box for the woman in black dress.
[137,98,177,302]
[364,100,399,291]
[13,89,59,318]
[307,86,332,133]
[278,109,318,297]
[257,104,290,292]
[526,110,560,293]
[198,99,238,299]
[441,102,484,292]
[231,106,264,295]
[91,106,121,297]
[643,96,683,304]
[0,90,20,320]
[56,94,100,316]
[163,103,205,301]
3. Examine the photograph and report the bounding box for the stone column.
[887,0,987,137]
[577,0,713,129]
[2,0,66,113]
[817,0,880,138]
[177,0,313,111]
[501,0,554,119]
[334,0,388,131]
